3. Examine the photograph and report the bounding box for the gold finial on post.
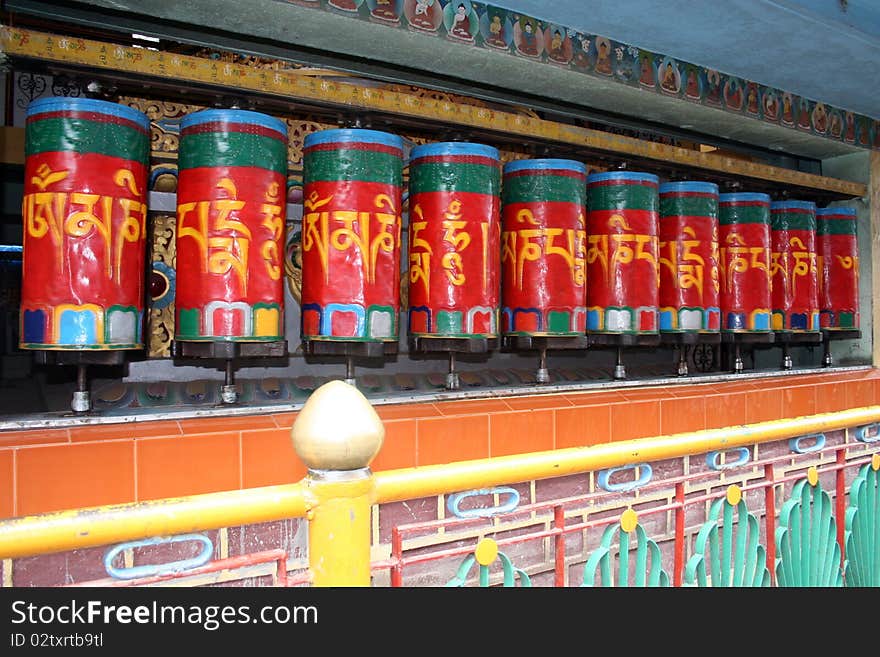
[292,379,385,473]
[291,380,385,586]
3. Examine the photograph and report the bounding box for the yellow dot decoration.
[807,466,819,486]
[620,508,638,533]
[872,453,879,472]
[726,484,742,506]
[474,538,498,566]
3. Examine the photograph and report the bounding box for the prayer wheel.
[657,181,721,333]
[585,170,660,334]
[718,192,772,333]
[407,142,501,340]
[20,97,150,351]
[770,200,819,332]
[299,128,404,345]
[500,158,587,337]
[175,108,289,343]
[816,206,859,330]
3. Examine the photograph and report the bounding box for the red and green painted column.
[816,206,859,330]
[20,97,150,350]
[175,109,289,342]
[501,158,587,336]
[299,128,404,344]
[770,200,819,332]
[585,170,659,334]
[718,192,772,332]
[657,181,721,333]
[407,142,501,339]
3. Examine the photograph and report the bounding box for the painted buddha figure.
[782,93,794,125]
[595,37,612,75]
[685,68,700,98]
[639,54,655,87]
[409,0,437,31]
[371,0,398,21]
[660,61,677,93]
[486,14,507,48]
[450,3,473,40]
[519,19,538,56]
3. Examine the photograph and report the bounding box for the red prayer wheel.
[175,109,289,342]
[657,181,721,333]
[770,200,819,332]
[501,158,587,336]
[407,142,501,339]
[718,192,772,332]
[816,206,859,330]
[585,171,659,334]
[20,97,150,350]
[300,128,404,343]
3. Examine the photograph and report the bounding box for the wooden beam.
[1,25,867,198]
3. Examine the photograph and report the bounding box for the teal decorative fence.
[424,443,879,587]
[684,489,771,587]
[442,461,875,587]
[844,464,880,587]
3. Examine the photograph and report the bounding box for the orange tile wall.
[1,369,878,519]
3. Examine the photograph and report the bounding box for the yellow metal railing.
[373,405,880,503]
[0,379,878,585]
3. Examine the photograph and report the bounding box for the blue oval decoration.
[789,433,827,454]
[447,487,520,518]
[104,533,214,580]
[854,423,880,443]
[597,463,653,492]
[706,448,750,470]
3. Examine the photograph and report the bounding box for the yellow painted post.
[291,380,385,587]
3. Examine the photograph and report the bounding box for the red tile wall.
[1,369,878,518]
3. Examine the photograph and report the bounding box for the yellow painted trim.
[219,527,229,560]
[0,26,866,198]
[2,559,11,587]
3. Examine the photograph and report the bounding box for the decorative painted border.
[278,0,880,151]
